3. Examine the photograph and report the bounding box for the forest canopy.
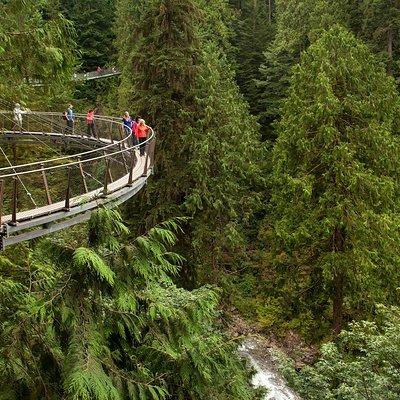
[1,0,400,399]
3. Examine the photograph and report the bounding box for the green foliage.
[0,0,76,102]
[258,0,349,135]
[116,0,264,283]
[60,0,116,71]
[359,0,400,75]
[269,26,400,334]
[230,0,275,119]
[280,305,400,399]
[0,209,257,400]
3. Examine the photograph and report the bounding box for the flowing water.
[239,338,301,400]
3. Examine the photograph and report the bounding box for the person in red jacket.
[86,108,96,137]
[134,118,149,156]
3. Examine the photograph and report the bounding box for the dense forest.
[1,0,400,398]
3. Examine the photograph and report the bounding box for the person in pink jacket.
[86,108,96,137]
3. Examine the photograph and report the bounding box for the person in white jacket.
[13,103,27,133]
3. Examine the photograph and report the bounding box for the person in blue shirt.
[122,111,132,138]
[66,104,75,134]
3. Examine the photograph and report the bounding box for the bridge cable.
[0,145,38,208]
[0,110,104,188]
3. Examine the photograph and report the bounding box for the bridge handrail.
[0,127,155,179]
[73,68,120,81]
[0,111,135,172]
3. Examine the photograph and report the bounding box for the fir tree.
[116,0,263,283]
[0,0,76,101]
[269,26,400,334]
[0,209,258,399]
[359,0,400,75]
[258,0,349,137]
[60,0,117,71]
[231,0,275,119]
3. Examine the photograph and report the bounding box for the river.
[239,337,301,400]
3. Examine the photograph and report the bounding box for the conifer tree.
[359,0,400,75]
[0,0,76,101]
[116,0,263,282]
[0,209,257,399]
[231,0,275,119]
[270,26,400,334]
[60,0,116,70]
[258,0,349,136]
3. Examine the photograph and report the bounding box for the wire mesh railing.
[0,110,156,230]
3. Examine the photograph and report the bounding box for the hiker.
[131,116,141,146]
[65,104,74,134]
[122,111,132,137]
[134,119,150,157]
[86,108,96,137]
[13,103,27,133]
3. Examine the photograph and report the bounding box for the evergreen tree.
[280,305,400,399]
[258,0,349,137]
[231,0,275,119]
[0,0,75,102]
[116,0,263,283]
[114,0,141,111]
[269,26,400,334]
[0,209,258,399]
[359,0,400,75]
[60,0,116,71]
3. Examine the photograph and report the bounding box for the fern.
[0,209,256,399]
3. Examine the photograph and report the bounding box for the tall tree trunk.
[253,0,258,30]
[387,27,393,75]
[268,0,272,23]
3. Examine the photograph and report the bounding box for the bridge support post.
[142,139,156,177]
[41,163,52,205]
[119,143,129,174]
[102,158,110,197]
[109,122,114,143]
[10,177,18,226]
[149,137,156,169]
[0,180,4,225]
[78,157,89,193]
[63,167,72,211]
[127,151,137,186]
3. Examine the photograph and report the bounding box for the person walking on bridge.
[12,103,27,133]
[86,108,96,137]
[135,119,149,157]
[122,111,132,137]
[131,115,141,146]
[65,104,75,134]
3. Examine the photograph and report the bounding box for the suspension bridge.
[0,100,155,250]
[32,67,121,86]
[73,67,121,81]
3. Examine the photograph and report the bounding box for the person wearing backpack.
[65,104,74,134]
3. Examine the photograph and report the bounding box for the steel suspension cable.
[0,145,37,207]
[0,108,105,188]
